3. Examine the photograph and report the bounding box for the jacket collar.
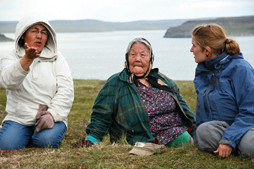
[197,52,243,71]
[118,68,159,82]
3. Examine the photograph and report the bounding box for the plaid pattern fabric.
[86,68,196,145]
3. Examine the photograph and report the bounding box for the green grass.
[0,79,253,168]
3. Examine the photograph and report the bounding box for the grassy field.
[0,79,253,168]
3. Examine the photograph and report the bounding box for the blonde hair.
[192,23,240,56]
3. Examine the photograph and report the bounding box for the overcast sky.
[0,0,254,22]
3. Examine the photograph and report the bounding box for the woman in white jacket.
[0,16,74,149]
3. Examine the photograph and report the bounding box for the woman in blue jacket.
[190,24,254,158]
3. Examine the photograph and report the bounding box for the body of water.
[1,30,254,80]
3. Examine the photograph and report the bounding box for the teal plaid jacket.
[86,68,196,145]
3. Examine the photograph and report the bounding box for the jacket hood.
[15,16,57,59]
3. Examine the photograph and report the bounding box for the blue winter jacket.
[194,52,254,149]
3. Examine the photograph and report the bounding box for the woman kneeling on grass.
[190,23,254,158]
[0,16,74,150]
[72,37,196,148]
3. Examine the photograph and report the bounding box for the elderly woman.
[190,24,254,158]
[72,37,196,148]
[0,16,74,150]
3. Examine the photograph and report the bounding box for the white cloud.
[0,0,253,21]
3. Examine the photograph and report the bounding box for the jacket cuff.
[219,139,235,149]
[47,108,61,122]
[17,61,30,74]
[85,135,99,144]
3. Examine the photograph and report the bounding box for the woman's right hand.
[24,42,40,60]
[20,43,40,71]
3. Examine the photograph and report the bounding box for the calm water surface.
[1,30,253,80]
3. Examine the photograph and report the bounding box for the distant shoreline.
[1,16,253,38]
[0,33,14,42]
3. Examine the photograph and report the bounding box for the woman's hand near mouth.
[20,43,40,71]
[24,42,40,59]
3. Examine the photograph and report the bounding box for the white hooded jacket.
[0,17,74,127]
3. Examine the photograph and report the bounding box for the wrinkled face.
[190,37,207,63]
[128,42,151,77]
[21,24,48,53]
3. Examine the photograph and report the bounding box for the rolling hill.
[0,19,187,33]
[164,15,254,38]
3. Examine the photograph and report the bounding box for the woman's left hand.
[35,104,54,132]
[35,111,54,132]
[214,144,232,158]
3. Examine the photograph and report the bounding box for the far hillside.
[0,19,187,33]
[0,33,13,41]
[164,16,254,38]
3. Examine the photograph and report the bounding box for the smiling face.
[128,42,151,77]
[21,24,48,53]
[190,37,208,63]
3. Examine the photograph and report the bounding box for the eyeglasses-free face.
[190,37,207,63]
[128,42,151,77]
[21,24,48,53]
